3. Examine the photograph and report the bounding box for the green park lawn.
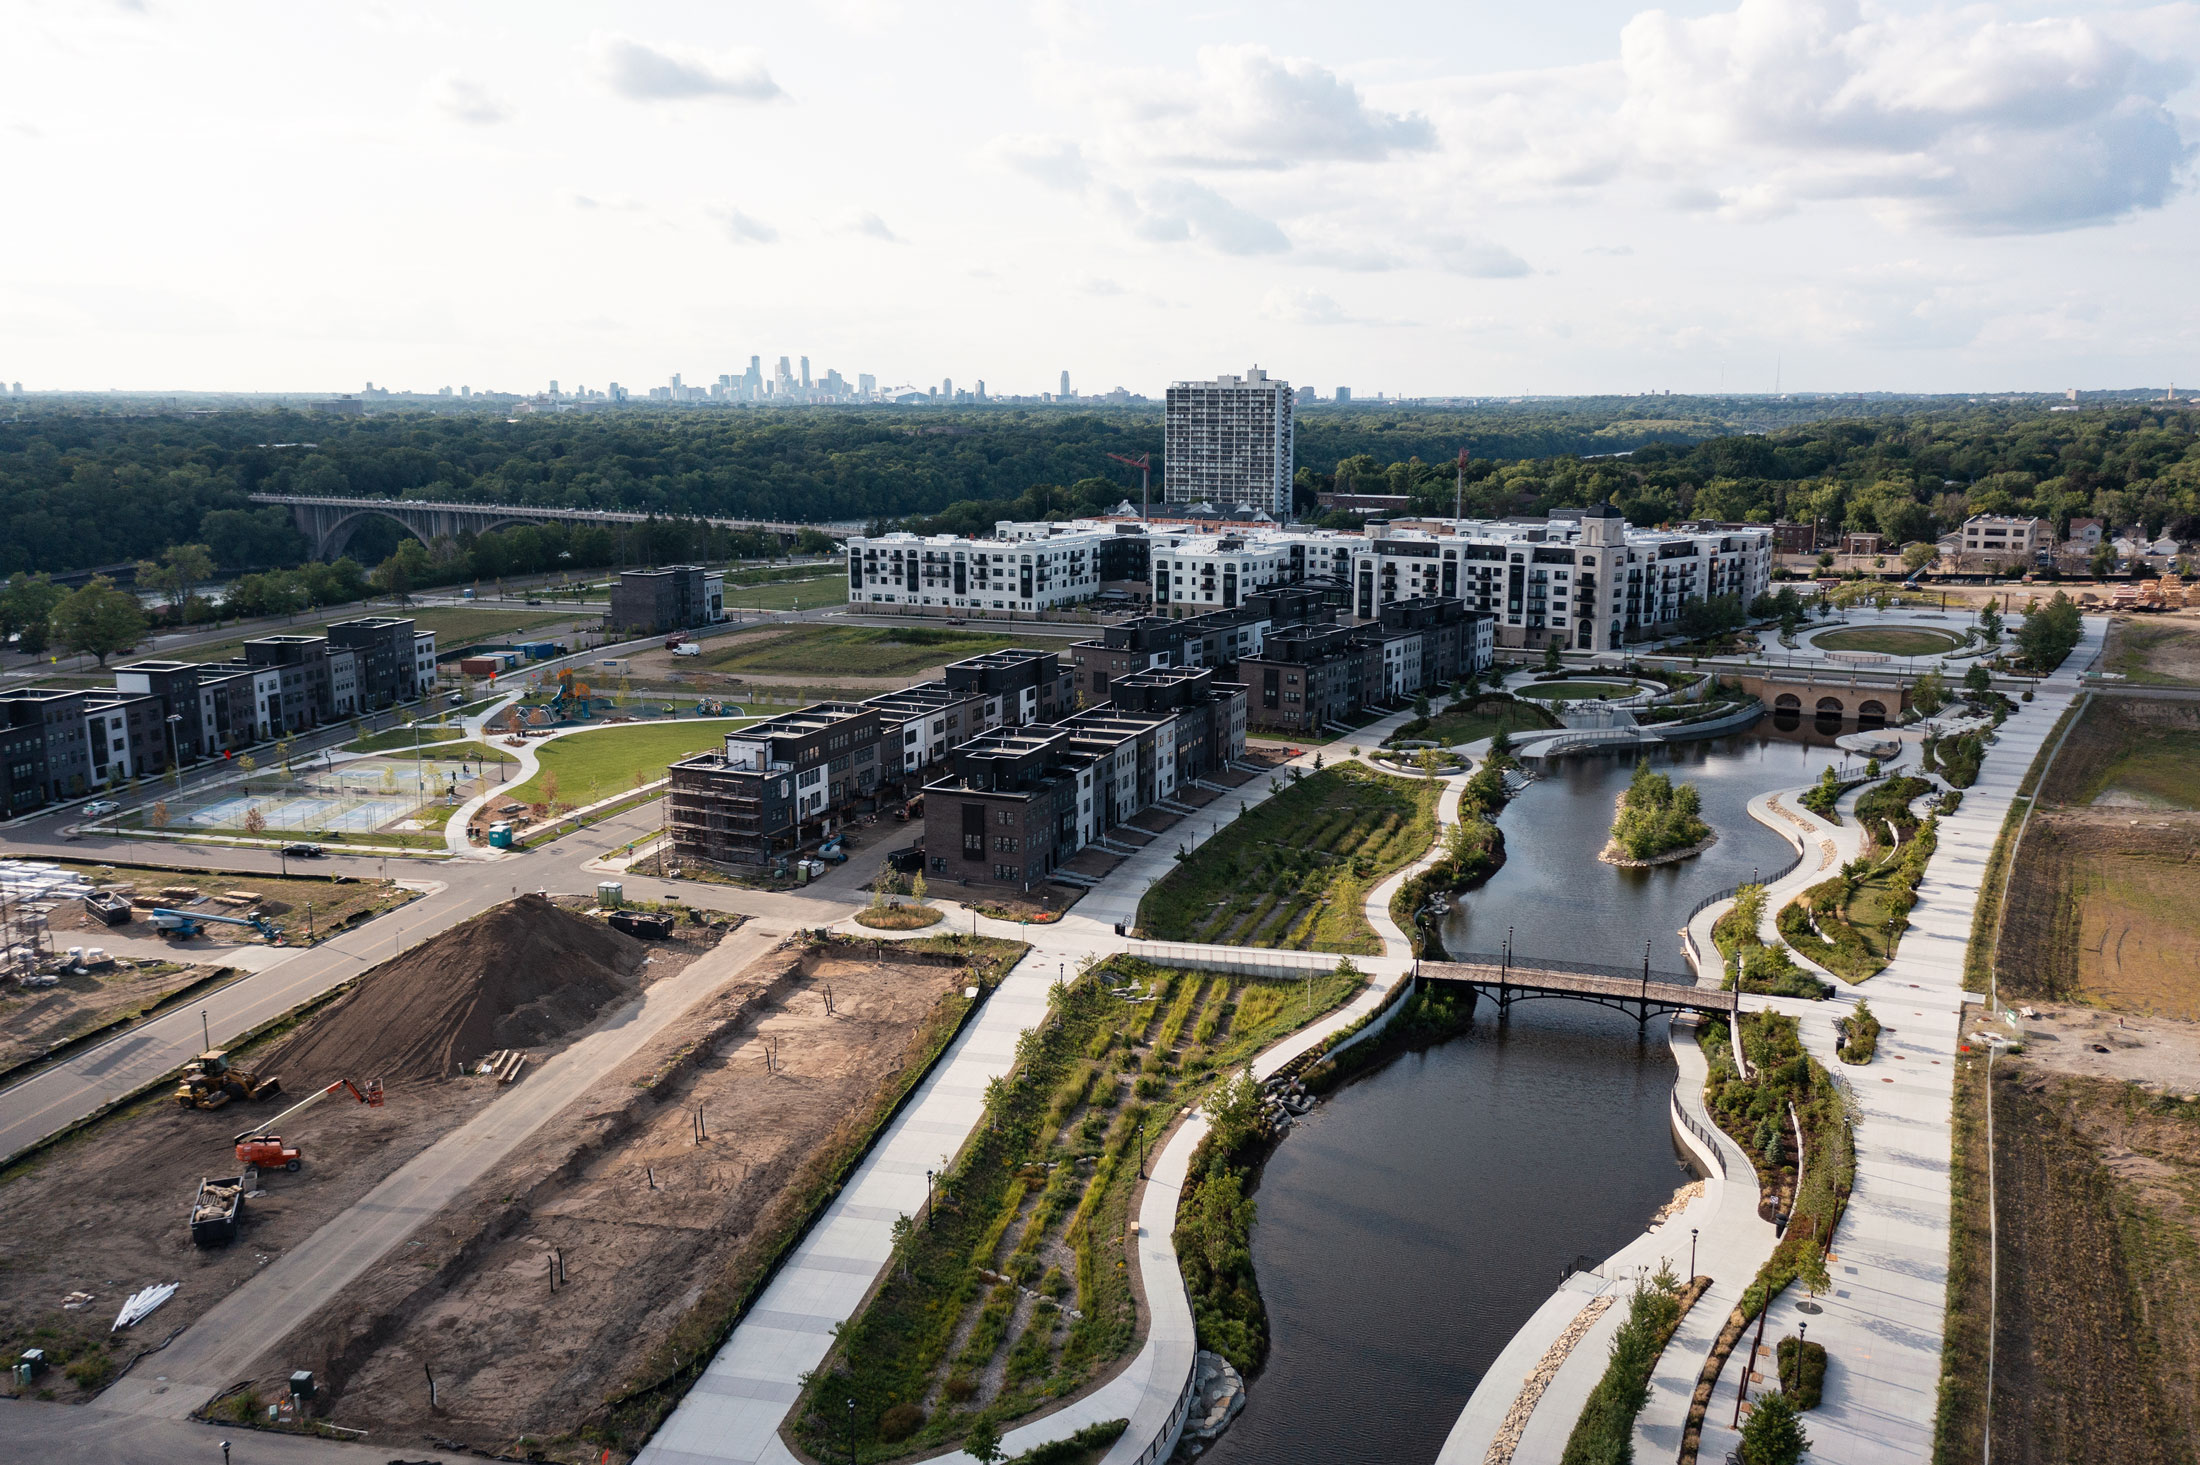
[718,577,838,610]
[1138,764,1439,953]
[503,719,756,810]
[1387,698,1561,747]
[703,624,1031,679]
[1813,625,1962,657]
[2077,727,2200,810]
[1514,679,1642,702]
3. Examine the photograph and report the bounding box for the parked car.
[281,842,326,858]
[81,800,120,817]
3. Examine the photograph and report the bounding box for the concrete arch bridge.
[249,494,865,561]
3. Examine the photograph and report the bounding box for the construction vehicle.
[173,1050,283,1110]
[149,907,282,942]
[232,1077,385,1171]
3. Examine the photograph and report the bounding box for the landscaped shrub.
[1739,1388,1812,1463]
[1798,765,1846,821]
[1006,1420,1129,1464]
[1777,1336,1827,1409]
[1714,885,1828,999]
[1838,1001,1880,1065]
[1608,758,1712,860]
[1940,733,1986,788]
[1854,776,1932,850]
[1560,1263,1700,1465]
[878,1403,926,1442]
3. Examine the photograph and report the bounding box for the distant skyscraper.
[1295,384,1316,406]
[1060,370,1072,398]
[975,380,986,400]
[1164,366,1295,517]
[800,356,812,390]
[858,373,876,396]
[550,379,561,395]
[1334,386,1351,403]
[942,377,953,399]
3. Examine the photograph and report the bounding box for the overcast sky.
[4,0,2197,397]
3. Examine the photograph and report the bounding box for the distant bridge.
[249,494,866,561]
[1419,952,1738,1029]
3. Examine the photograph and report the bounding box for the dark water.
[1200,727,1843,1465]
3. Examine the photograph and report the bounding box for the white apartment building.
[1959,515,2052,563]
[1164,366,1295,518]
[846,529,1110,613]
[1347,509,1773,652]
[413,632,438,695]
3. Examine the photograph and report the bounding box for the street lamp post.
[166,713,184,791]
[1690,1227,1698,1279]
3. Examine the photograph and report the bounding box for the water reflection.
[1201,729,1839,1464]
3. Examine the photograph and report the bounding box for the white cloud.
[590,34,782,103]
[1430,234,1532,278]
[848,211,905,243]
[430,73,510,125]
[713,208,780,244]
[1081,276,1125,296]
[1261,286,1418,327]
[1128,178,1290,255]
[1426,0,2193,234]
[1091,44,1434,169]
[986,134,1092,191]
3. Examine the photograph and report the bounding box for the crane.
[232,1077,385,1171]
[1106,452,1151,522]
[150,907,282,942]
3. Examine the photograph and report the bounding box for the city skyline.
[3,2,2196,396]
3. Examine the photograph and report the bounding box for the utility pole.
[1456,446,1469,522]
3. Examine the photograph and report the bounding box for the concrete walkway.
[639,706,1440,1465]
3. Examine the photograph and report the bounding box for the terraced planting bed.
[792,957,1365,1462]
[1136,764,1440,954]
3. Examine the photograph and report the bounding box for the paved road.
[98,918,793,1419]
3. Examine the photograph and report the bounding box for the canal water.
[1199,725,1841,1465]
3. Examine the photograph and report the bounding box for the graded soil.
[259,894,644,1086]
[253,939,978,1459]
[0,899,713,1402]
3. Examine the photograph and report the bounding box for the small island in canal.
[1601,759,1716,866]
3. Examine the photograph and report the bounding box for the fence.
[1670,1087,1727,1177]
[1122,1363,1201,1465]
[1443,949,1697,986]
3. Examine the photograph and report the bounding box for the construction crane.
[232,1077,385,1171]
[149,907,282,942]
[1106,452,1151,522]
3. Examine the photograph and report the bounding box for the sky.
[3,0,2197,397]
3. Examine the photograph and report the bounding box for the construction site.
[0,883,1023,1463]
[0,859,417,1076]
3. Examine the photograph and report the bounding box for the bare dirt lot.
[0,897,714,1402]
[1940,1054,2200,1464]
[40,861,419,950]
[0,956,215,1074]
[2105,614,2200,687]
[249,936,994,1461]
[1999,698,2200,1017]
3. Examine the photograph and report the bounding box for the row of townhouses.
[665,577,1503,886]
[1,617,436,817]
[845,508,1772,654]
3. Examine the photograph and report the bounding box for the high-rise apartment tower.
[1164,367,1295,518]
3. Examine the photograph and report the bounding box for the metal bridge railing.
[1441,950,1697,987]
[1671,1088,1728,1177]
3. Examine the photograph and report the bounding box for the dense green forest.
[2,398,2195,580]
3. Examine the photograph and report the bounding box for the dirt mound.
[263,895,645,1085]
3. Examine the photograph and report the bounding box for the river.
[1197,724,1842,1465]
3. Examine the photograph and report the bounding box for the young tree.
[961,1418,1002,1465]
[243,806,267,837]
[1902,541,1938,574]
[910,870,927,907]
[1542,639,1562,672]
[1738,1388,1810,1465]
[1910,668,1947,716]
[51,575,147,665]
[151,800,170,829]
[1963,662,1993,698]
[135,543,216,614]
[1413,691,1431,718]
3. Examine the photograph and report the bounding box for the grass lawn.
[1385,698,1560,748]
[794,957,1363,1462]
[1812,625,1962,657]
[703,624,1029,679]
[503,719,755,810]
[1514,679,1641,702]
[1139,764,1439,953]
[373,738,517,764]
[345,724,463,752]
[718,577,837,610]
[2074,727,2200,810]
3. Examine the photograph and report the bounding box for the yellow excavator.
[173,1051,282,1110]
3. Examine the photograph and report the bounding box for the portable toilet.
[597,880,624,907]
[488,822,513,849]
